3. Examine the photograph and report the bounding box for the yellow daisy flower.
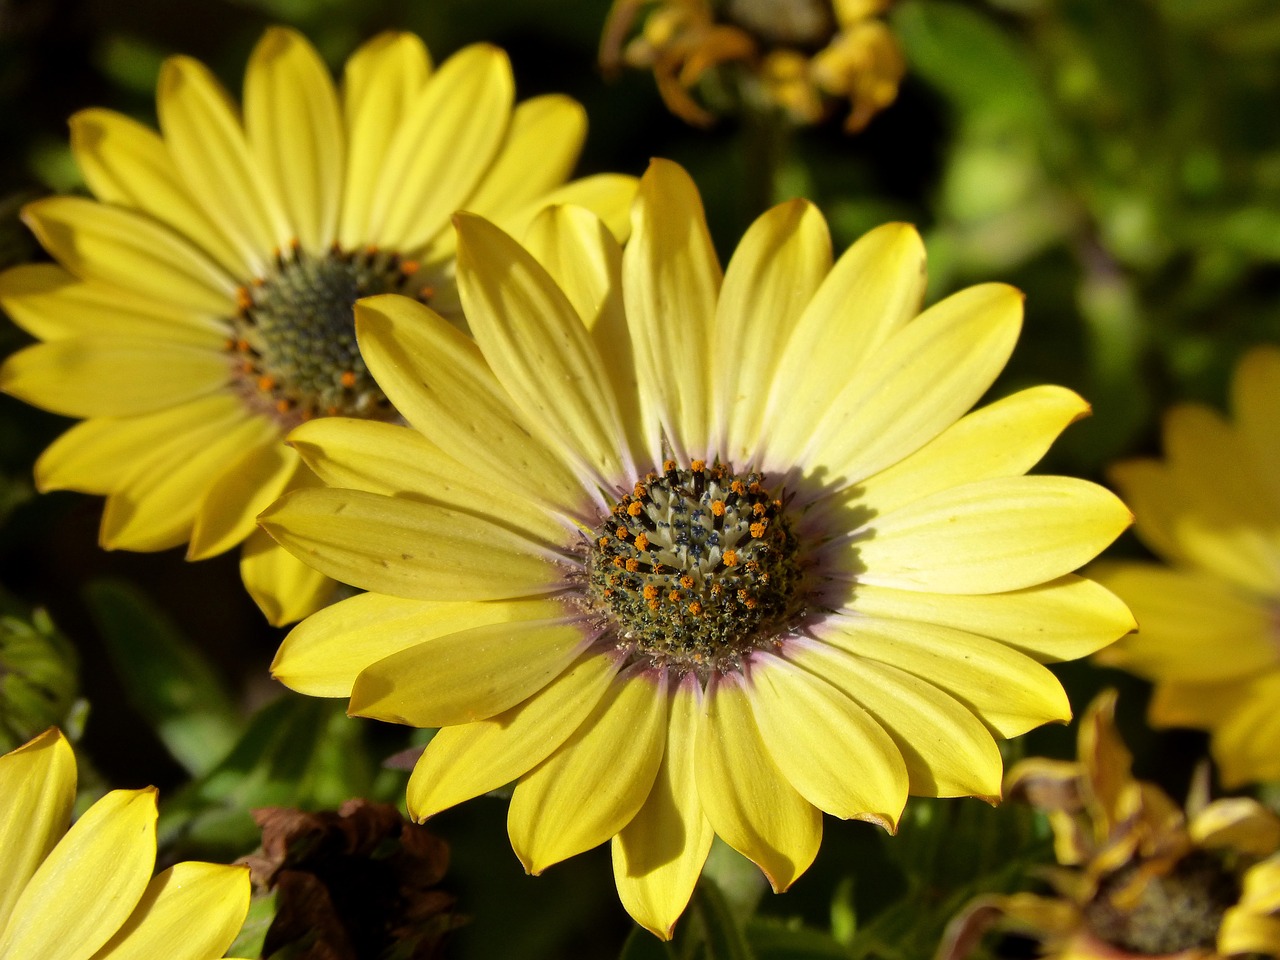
[1092,346,1280,788]
[0,26,637,625]
[0,728,250,960]
[260,158,1133,937]
[938,691,1280,960]
[601,0,905,130]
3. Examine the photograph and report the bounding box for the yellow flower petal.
[157,54,289,269]
[1231,345,1280,494]
[1206,673,1280,787]
[509,666,668,874]
[259,487,561,601]
[612,675,714,941]
[22,197,235,315]
[288,416,568,544]
[855,385,1091,516]
[0,788,157,960]
[816,617,1071,738]
[245,27,344,253]
[789,640,1003,798]
[1219,908,1280,957]
[239,526,334,627]
[498,173,639,246]
[1164,402,1280,531]
[88,862,249,960]
[1091,562,1273,682]
[1148,677,1246,731]
[850,577,1133,664]
[0,266,225,348]
[1,337,227,419]
[455,212,626,485]
[0,729,75,933]
[764,222,925,469]
[354,295,590,516]
[1239,857,1280,913]
[273,593,564,698]
[623,158,721,462]
[188,436,296,560]
[370,44,513,253]
[695,674,822,892]
[1106,459,1187,566]
[852,476,1131,595]
[409,650,619,819]
[1188,797,1280,855]
[749,653,907,826]
[804,283,1022,484]
[68,109,246,278]
[349,611,589,726]
[101,411,274,552]
[714,199,832,465]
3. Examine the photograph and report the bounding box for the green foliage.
[0,604,80,751]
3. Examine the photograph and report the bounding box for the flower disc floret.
[588,459,805,672]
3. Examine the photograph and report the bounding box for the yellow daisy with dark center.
[260,159,1134,937]
[0,26,637,624]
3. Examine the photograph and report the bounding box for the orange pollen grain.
[711,500,726,517]
[627,502,643,517]
[237,339,252,353]
[691,459,705,472]
[400,260,421,276]
[613,557,626,569]
[365,244,379,256]
[750,521,768,538]
[663,459,677,472]
[634,533,649,551]
[731,481,747,495]
[753,503,767,517]
[418,285,435,300]
[688,601,703,615]
[236,287,253,311]
[668,590,682,602]
[615,527,629,539]
[625,559,639,572]
[276,399,292,414]
[679,575,694,589]
[634,483,647,498]
[643,585,659,600]
[723,550,739,566]
[257,375,276,392]
[340,370,358,388]
[598,536,610,548]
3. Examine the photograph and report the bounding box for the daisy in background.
[260,158,1134,937]
[1093,346,1280,788]
[0,27,637,625]
[0,728,250,960]
[938,690,1280,960]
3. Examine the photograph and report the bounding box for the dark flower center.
[588,459,806,674]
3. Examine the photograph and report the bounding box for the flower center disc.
[228,247,425,425]
[589,460,805,673]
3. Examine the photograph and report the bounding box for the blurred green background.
[1,0,1279,956]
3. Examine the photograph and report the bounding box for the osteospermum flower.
[0,728,250,960]
[938,691,1280,960]
[600,0,905,130]
[1092,347,1280,788]
[0,27,636,625]
[261,159,1133,937]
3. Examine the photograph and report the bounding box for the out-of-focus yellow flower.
[1093,346,1280,788]
[0,728,250,960]
[601,0,905,130]
[0,27,636,626]
[261,158,1131,938]
[938,691,1280,960]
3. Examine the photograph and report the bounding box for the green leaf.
[746,917,852,960]
[0,607,79,752]
[84,578,239,776]
[694,879,756,960]
[620,927,678,960]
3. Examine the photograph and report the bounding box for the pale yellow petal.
[287,416,568,544]
[88,862,249,960]
[0,266,226,347]
[788,640,1003,798]
[1219,909,1280,956]
[22,197,235,315]
[188,435,296,560]
[1091,562,1274,682]
[258,487,561,601]
[0,729,76,933]
[803,283,1022,484]
[369,44,513,253]
[1188,797,1280,855]
[509,667,667,873]
[1231,345,1280,496]
[816,617,1071,738]
[0,788,156,960]
[354,295,590,517]
[455,212,626,484]
[749,653,907,825]
[349,612,590,727]
[612,674,713,940]
[1205,672,1280,787]
[623,158,720,461]
[1164,402,1280,530]
[157,54,290,269]
[273,593,563,698]
[854,385,1091,516]
[849,577,1134,664]
[245,27,343,253]
[33,394,243,496]
[1239,857,1280,913]
[239,526,334,627]
[1148,677,1247,731]
[695,673,822,892]
[764,222,925,468]
[498,173,639,247]
[339,31,431,248]
[409,650,620,819]
[850,476,1131,594]
[68,109,246,278]
[101,411,274,552]
[715,199,832,465]
[1107,459,1186,565]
